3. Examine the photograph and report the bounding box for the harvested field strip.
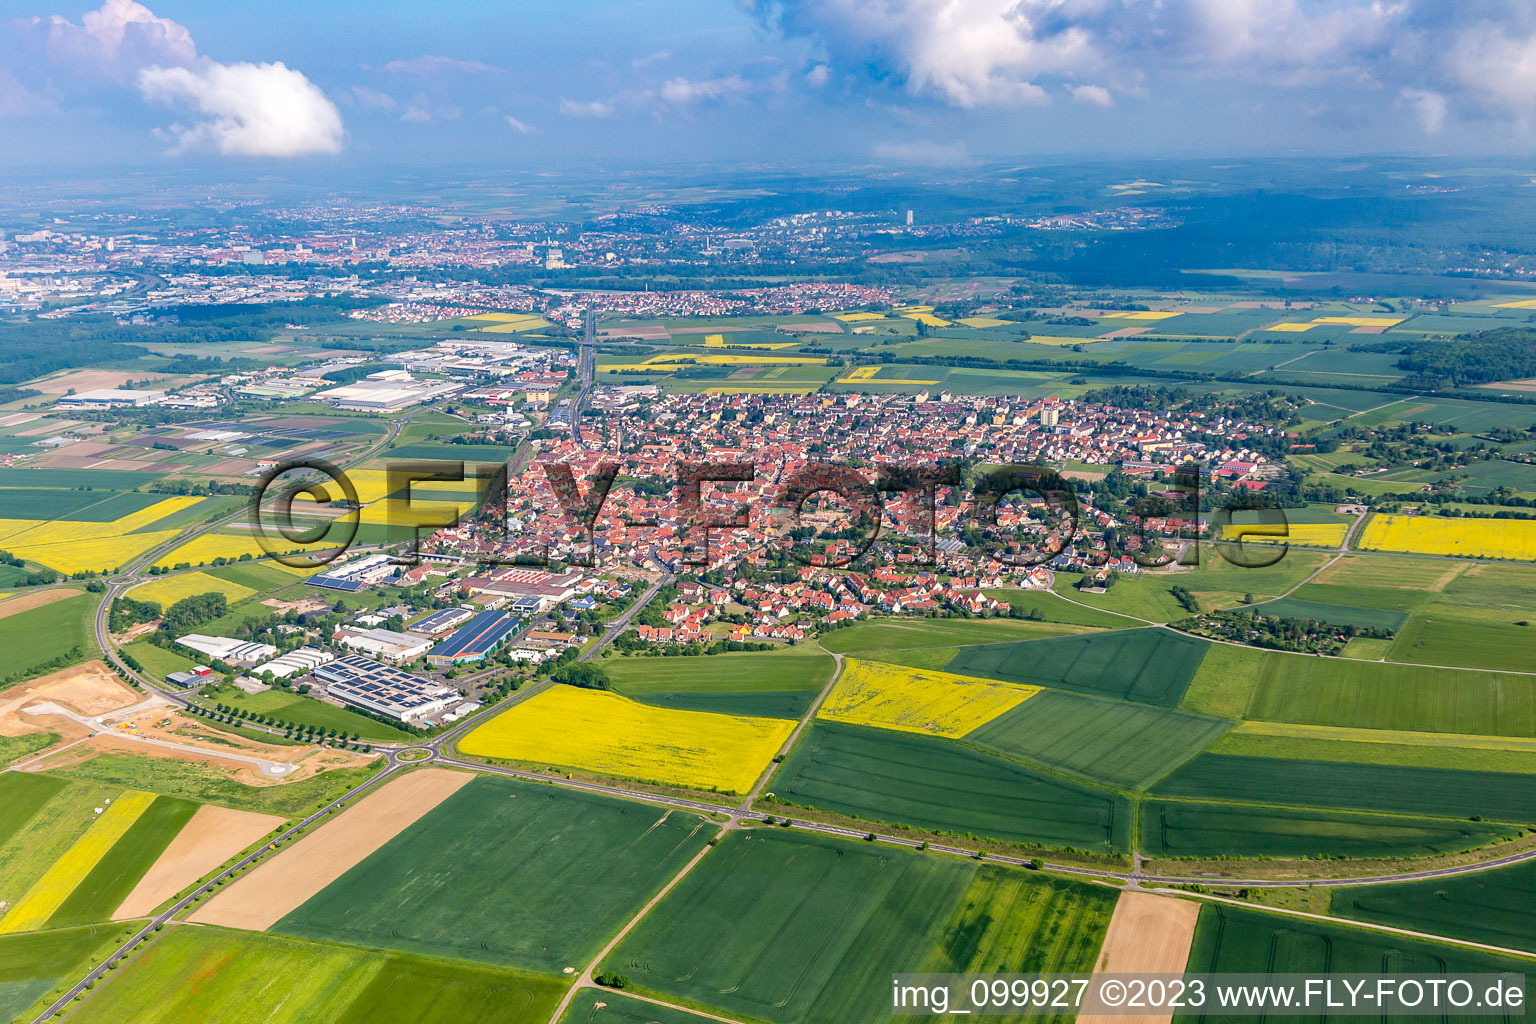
[0,789,156,934]
[1137,799,1520,860]
[115,805,286,919]
[459,685,794,795]
[1151,753,1536,823]
[966,690,1230,790]
[46,796,197,928]
[189,769,472,931]
[1085,893,1201,1019]
[771,721,1131,852]
[817,658,1039,738]
[0,588,83,621]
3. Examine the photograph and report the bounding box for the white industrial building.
[57,388,166,408]
[259,646,334,679]
[175,634,278,666]
[332,626,434,663]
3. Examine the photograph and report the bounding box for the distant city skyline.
[3,0,1536,169]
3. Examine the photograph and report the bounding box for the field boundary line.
[547,827,727,1024]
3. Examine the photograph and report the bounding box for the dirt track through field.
[1079,891,1202,1024]
[188,768,472,931]
[114,805,286,919]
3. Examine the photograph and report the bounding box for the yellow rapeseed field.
[818,659,1040,738]
[902,312,952,327]
[0,497,203,574]
[0,790,156,934]
[153,533,327,574]
[1267,322,1316,332]
[1494,299,1536,310]
[459,685,794,793]
[957,316,1009,328]
[1359,514,1536,561]
[830,311,887,322]
[8,530,185,575]
[126,571,256,608]
[1221,522,1346,547]
[1312,316,1403,327]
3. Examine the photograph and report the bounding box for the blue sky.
[4,0,1536,169]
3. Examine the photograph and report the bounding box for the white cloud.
[1400,87,1447,134]
[384,55,501,75]
[38,0,195,79]
[806,63,830,87]
[632,50,670,69]
[504,113,535,133]
[756,0,1536,135]
[351,85,397,111]
[1070,83,1113,108]
[137,60,344,156]
[659,75,749,105]
[871,138,969,165]
[559,97,614,118]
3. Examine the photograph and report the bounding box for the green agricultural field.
[770,722,1131,852]
[0,925,124,1024]
[0,731,58,766]
[966,690,1230,790]
[275,776,714,973]
[1178,643,1264,719]
[602,829,975,1024]
[121,640,197,681]
[1332,859,1536,955]
[1209,724,1536,774]
[1313,554,1465,591]
[0,593,95,684]
[205,688,415,742]
[1179,903,1532,1023]
[1050,551,1330,621]
[47,795,197,928]
[560,990,718,1024]
[1341,636,1394,660]
[0,488,160,521]
[818,618,1093,654]
[0,779,122,921]
[1289,581,1432,613]
[982,589,1138,627]
[0,773,67,849]
[1243,596,1408,631]
[1391,613,1536,673]
[946,628,1209,707]
[1139,800,1520,860]
[204,560,310,592]
[1151,754,1536,823]
[1244,655,1536,736]
[73,926,565,1024]
[54,753,378,818]
[605,649,834,719]
[0,468,163,489]
[918,865,1116,982]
